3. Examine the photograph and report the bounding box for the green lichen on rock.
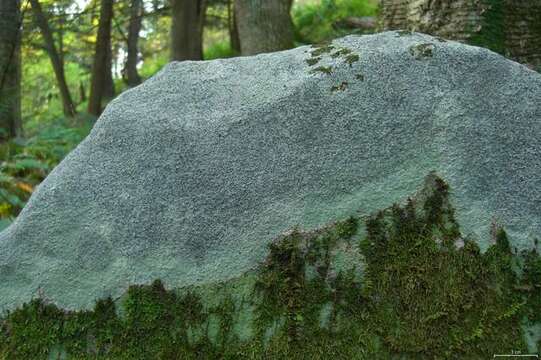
[1,175,540,358]
[305,57,321,66]
[330,48,353,58]
[330,82,348,93]
[309,66,333,75]
[344,54,360,66]
[409,43,435,60]
[310,44,335,57]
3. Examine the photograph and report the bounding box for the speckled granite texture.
[0,31,540,311]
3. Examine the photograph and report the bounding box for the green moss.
[330,48,352,58]
[344,54,360,66]
[310,44,335,57]
[335,216,358,238]
[409,43,435,60]
[330,81,348,92]
[1,175,539,358]
[305,57,321,66]
[0,299,64,358]
[520,248,541,324]
[360,202,527,357]
[309,66,333,75]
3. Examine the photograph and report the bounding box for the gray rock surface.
[1,31,540,311]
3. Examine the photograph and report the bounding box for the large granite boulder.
[1,31,540,311]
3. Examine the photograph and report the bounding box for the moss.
[355,73,364,81]
[1,175,539,358]
[330,81,348,92]
[309,66,333,75]
[409,43,435,60]
[0,299,64,358]
[344,54,360,66]
[305,57,321,66]
[310,44,335,57]
[335,216,357,238]
[330,48,352,58]
[359,187,528,357]
[520,248,541,324]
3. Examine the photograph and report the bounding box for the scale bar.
[493,355,539,358]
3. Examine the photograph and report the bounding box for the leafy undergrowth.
[0,175,540,359]
[293,0,379,44]
[0,121,91,229]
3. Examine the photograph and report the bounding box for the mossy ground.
[1,175,540,359]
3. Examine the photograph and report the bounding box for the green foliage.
[0,176,539,358]
[0,120,91,227]
[204,41,238,61]
[293,0,379,44]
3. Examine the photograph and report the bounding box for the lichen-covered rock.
[1,175,539,358]
[0,31,540,311]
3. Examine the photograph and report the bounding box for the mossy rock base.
[1,175,540,359]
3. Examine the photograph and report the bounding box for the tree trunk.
[79,81,86,103]
[103,42,115,99]
[88,0,114,116]
[235,0,294,56]
[170,0,207,61]
[0,0,22,141]
[125,0,143,87]
[228,0,240,53]
[29,0,76,118]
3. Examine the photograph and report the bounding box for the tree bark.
[170,0,207,61]
[0,0,22,141]
[235,0,294,56]
[88,0,114,116]
[228,0,240,53]
[103,42,115,99]
[125,0,143,87]
[29,0,77,118]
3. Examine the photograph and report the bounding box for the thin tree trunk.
[79,81,86,103]
[228,0,240,54]
[170,0,207,61]
[88,0,114,116]
[0,0,22,141]
[103,43,115,99]
[29,0,76,118]
[125,0,142,87]
[235,0,294,56]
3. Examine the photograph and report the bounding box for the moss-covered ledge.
[1,175,540,359]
